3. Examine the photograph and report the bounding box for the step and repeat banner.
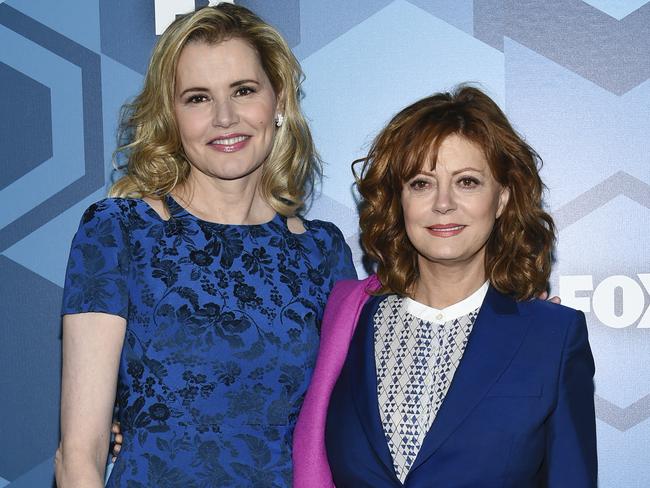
[1,0,648,486]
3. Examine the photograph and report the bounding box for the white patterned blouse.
[374,282,489,482]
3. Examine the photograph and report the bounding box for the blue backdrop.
[1,1,649,486]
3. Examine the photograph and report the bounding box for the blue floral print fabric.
[61,196,356,487]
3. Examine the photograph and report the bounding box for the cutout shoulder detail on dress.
[286,216,307,235]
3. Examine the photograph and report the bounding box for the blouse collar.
[404,281,489,324]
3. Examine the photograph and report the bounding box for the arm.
[55,312,126,488]
[293,277,378,488]
[545,311,597,487]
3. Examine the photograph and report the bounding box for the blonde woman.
[55,5,355,486]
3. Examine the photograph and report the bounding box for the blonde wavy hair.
[110,4,320,216]
[356,86,555,301]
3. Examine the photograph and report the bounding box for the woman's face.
[174,38,279,183]
[401,134,509,273]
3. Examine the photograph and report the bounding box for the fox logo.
[154,0,233,34]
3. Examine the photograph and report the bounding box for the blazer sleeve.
[545,310,598,487]
[293,276,379,488]
[293,280,358,488]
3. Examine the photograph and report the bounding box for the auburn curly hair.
[356,86,555,300]
[110,4,320,216]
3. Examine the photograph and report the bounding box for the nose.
[212,98,238,128]
[433,185,455,214]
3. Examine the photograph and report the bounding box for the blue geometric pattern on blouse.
[374,296,478,483]
[62,196,356,487]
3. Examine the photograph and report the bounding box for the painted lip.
[426,223,466,237]
[207,133,251,153]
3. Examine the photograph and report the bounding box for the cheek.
[401,203,426,241]
[489,194,505,220]
[261,112,275,130]
[254,97,277,129]
[473,199,500,230]
[175,112,195,140]
[401,200,415,228]
[402,197,430,223]
[175,107,212,140]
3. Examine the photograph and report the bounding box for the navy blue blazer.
[325,287,597,487]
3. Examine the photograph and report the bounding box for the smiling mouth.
[210,135,249,145]
[208,135,250,152]
[427,224,466,237]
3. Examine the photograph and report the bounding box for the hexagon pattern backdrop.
[1,0,648,486]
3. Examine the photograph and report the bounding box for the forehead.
[175,38,267,85]
[437,135,487,165]
[415,134,489,174]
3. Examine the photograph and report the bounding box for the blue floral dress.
[61,196,356,487]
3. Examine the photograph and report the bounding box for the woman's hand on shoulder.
[538,290,561,304]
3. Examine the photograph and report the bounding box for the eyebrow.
[419,166,486,176]
[177,79,261,98]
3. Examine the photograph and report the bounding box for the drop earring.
[275,113,284,128]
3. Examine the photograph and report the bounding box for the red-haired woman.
[293,86,597,487]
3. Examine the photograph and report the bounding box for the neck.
[413,256,487,309]
[174,169,275,225]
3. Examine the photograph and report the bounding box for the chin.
[206,164,262,181]
[424,249,464,261]
[420,249,485,267]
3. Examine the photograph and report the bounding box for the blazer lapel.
[408,286,530,474]
[350,295,399,481]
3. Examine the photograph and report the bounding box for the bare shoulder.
[286,216,306,235]
[143,196,170,220]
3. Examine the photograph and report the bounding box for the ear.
[496,186,510,219]
[275,89,286,115]
[274,94,286,128]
